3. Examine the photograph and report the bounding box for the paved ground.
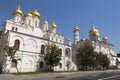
[0,73,51,80]
[0,70,120,80]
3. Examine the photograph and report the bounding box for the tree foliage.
[4,46,20,72]
[76,41,110,70]
[96,53,110,69]
[4,46,16,60]
[76,41,96,70]
[44,44,61,71]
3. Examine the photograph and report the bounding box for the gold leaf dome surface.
[32,9,40,19]
[51,22,57,29]
[89,26,99,35]
[25,12,33,17]
[66,38,70,41]
[42,19,48,24]
[13,6,23,16]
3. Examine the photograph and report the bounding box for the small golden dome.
[31,9,40,19]
[74,27,79,32]
[67,38,70,41]
[42,19,48,24]
[50,22,57,29]
[25,12,33,17]
[89,25,99,35]
[13,5,23,16]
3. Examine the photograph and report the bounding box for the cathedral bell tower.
[74,27,80,44]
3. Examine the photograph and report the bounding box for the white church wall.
[5,31,76,72]
[4,20,43,39]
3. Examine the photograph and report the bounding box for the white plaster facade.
[0,6,76,73]
[0,6,118,73]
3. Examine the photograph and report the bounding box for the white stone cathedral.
[0,6,76,73]
[72,25,117,67]
[0,6,118,73]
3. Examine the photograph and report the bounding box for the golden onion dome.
[42,19,48,24]
[13,5,23,16]
[25,12,33,17]
[89,26,99,35]
[31,9,40,19]
[50,22,57,29]
[66,38,70,41]
[74,27,79,32]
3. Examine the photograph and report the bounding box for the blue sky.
[0,0,120,53]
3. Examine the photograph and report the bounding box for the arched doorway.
[40,62,44,68]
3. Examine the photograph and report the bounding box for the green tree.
[44,44,61,71]
[96,52,103,69]
[76,41,96,70]
[101,54,110,69]
[76,40,110,71]
[4,46,20,73]
[96,52,110,70]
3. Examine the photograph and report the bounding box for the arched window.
[59,63,62,68]
[14,39,20,50]
[40,62,44,68]
[12,27,14,31]
[29,20,31,25]
[66,48,70,58]
[59,49,62,57]
[15,28,18,31]
[41,45,45,54]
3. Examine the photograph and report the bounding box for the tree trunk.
[0,65,2,74]
[86,65,87,71]
[14,59,19,73]
[50,65,54,71]
[16,66,19,73]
